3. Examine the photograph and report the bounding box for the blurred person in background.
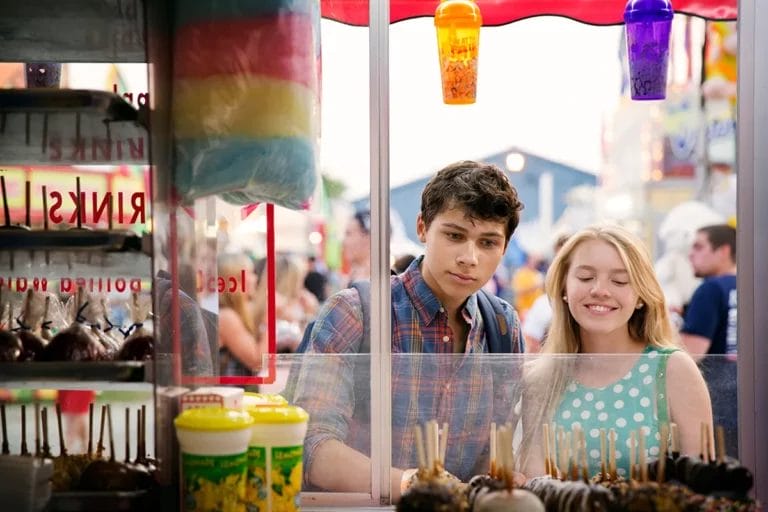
[304,255,329,303]
[342,209,371,285]
[254,254,320,353]
[521,234,570,352]
[680,224,738,456]
[510,253,544,320]
[218,252,264,375]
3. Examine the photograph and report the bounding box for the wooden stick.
[88,403,94,457]
[716,425,726,464]
[1,176,10,227]
[34,403,40,457]
[96,405,106,459]
[414,424,426,470]
[630,430,636,482]
[55,403,67,456]
[700,422,706,462]
[0,404,8,455]
[609,429,617,481]
[490,422,497,477]
[125,408,131,464]
[599,428,607,480]
[558,426,566,479]
[658,423,669,483]
[21,405,28,456]
[42,185,49,264]
[107,405,115,462]
[425,422,434,472]
[25,181,31,227]
[639,430,648,483]
[550,423,559,477]
[41,407,51,458]
[703,423,712,463]
[579,429,589,483]
[570,429,579,481]
[542,423,550,478]
[670,423,679,456]
[439,422,448,466]
[139,404,146,462]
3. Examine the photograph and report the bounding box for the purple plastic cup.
[624,0,674,100]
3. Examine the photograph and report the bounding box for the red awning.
[320,0,737,27]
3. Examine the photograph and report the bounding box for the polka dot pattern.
[553,346,675,477]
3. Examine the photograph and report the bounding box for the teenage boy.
[292,160,525,499]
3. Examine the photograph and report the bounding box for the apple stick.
[658,423,669,483]
[629,430,636,482]
[55,403,67,456]
[609,429,617,481]
[0,404,8,455]
[41,407,51,458]
[20,405,29,456]
[639,430,647,483]
[490,422,497,477]
[87,402,94,457]
[716,426,726,464]
[125,408,131,464]
[414,424,426,471]
[599,428,607,481]
[542,423,551,477]
[34,403,40,457]
[439,422,448,467]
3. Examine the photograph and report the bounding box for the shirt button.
[442,336,450,342]
[439,307,445,313]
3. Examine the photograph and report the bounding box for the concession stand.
[0,0,765,510]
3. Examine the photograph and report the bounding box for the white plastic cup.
[245,405,309,512]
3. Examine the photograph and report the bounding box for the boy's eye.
[446,232,462,240]
[480,239,499,248]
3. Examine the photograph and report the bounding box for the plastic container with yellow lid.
[242,391,288,408]
[174,408,254,512]
[245,405,309,512]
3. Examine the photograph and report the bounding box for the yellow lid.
[243,392,288,407]
[247,405,309,424]
[174,407,255,431]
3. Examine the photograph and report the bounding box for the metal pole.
[369,0,392,505]
[736,0,768,501]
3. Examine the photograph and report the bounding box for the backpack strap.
[349,280,371,352]
[476,289,514,353]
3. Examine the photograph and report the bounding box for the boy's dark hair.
[699,224,737,261]
[420,160,523,242]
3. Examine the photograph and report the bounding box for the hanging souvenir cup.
[434,0,482,104]
[624,0,674,100]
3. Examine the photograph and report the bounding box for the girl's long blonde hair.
[218,252,257,335]
[251,254,305,332]
[519,224,679,471]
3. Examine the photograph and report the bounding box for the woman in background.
[218,252,264,375]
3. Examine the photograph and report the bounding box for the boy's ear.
[416,213,427,243]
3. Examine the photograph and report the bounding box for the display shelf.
[0,89,147,165]
[0,229,144,252]
[0,0,145,63]
[0,361,151,390]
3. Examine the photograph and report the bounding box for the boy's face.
[416,207,507,309]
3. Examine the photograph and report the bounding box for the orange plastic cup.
[434,0,482,105]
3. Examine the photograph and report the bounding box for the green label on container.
[246,446,268,511]
[271,446,303,511]
[182,452,248,512]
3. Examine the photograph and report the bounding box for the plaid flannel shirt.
[293,256,523,484]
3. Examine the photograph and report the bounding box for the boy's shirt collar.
[400,255,479,326]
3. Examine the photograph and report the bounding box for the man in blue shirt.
[681,224,737,456]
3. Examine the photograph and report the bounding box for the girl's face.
[564,239,641,340]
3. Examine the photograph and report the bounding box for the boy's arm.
[292,289,376,491]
